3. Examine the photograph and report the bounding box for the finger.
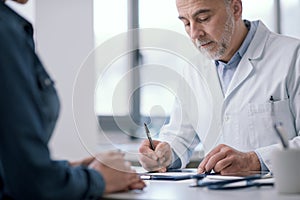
[139,140,158,160]
[158,156,171,169]
[122,161,132,172]
[155,142,170,159]
[126,172,146,190]
[157,167,167,173]
[213,158,232,174]
[111,160,132,172]
[100,151,122,158]
[94,151,125,164]
[205,151,226,172]
[139,140,152,153]
[198,144,225,172]
[158,156,166,164]
[128,180,146,190]
[139,154,161,171]
[198,154,214,173]
[139,153,159,165]
[140,140,161,151]
[127,173,140,182]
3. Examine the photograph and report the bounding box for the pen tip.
[143,123,150,133]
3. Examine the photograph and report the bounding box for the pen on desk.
[144,123,155,150]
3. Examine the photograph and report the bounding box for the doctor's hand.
[88,151,145,194]
[197,144,261,175]
[139,140,172,172]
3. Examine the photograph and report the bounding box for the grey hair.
[224,0,233,13]
[224,0,232,6]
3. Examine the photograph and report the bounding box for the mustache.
[195,39,212,48]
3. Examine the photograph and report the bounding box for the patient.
[0,0,145,199]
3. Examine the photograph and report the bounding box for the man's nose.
[190,22,205,40]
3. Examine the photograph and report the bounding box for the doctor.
[139,0,300,174]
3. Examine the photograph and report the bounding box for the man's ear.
[231,0,243,20]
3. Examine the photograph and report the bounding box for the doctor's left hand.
[197,144,261,175]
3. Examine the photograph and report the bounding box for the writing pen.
[269,96,289,149]
[274,122,289,149]
[144,123,155,150]
[269,96,274,114]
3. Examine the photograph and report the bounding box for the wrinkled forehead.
[176,0,226,5]
[176,0,226,10]
[176,0,226,18]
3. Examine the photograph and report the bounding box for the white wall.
[35,0,96,160]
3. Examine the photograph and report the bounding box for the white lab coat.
[159,21,300,171]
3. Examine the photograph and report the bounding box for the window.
[94,0,128,116]
[138,0,186,118]
[242,0,275,31]
[281,0,300,38]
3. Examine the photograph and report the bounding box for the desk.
[103,177,300,200]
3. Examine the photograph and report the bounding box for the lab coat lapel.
[225,56,254,98]
[201,61,224,153]
[225,21,269,99]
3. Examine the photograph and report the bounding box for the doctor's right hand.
[138,140,172,172]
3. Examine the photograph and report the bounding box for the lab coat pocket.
[248,99,292,148]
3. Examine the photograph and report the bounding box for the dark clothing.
[0,2,104,199]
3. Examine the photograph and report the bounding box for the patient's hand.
[88,151,146,193]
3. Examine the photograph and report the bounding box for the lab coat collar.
[246,20,270,61]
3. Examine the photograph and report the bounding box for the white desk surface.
[103,167,300,200]
[103,179,300,200]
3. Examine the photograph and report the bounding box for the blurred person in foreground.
[0,0,145,199]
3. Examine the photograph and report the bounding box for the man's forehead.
[176,0,224,8]
[176,0,224,17]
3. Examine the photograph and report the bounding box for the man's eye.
[196,17,209,23]
[184,22,190,27]
[180,19,190,28]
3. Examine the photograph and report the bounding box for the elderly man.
[139,0,300,175]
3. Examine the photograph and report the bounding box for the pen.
[274,123,289,149]
[269,96,275,121]
[144,123,155,150]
